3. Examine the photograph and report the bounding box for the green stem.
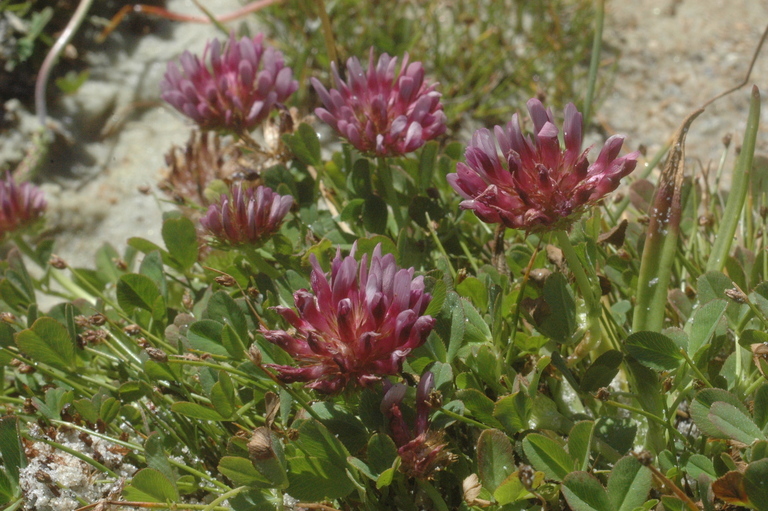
[707,86,761,272]
[166,358,270,389]
[437,406,489,430]
[3,499,23,511]
[12,235,95,302]
[745,375,767,397]
[315,0,337,65]
[203,486,247,511]
[3,348,94,396]
[378,157,406,232]
[25,433,117,477]
[582,0,605,128]
[425,212,456,280]
[50,418,231,490]
[257,365,324,422]
[679,349,713,388]
[604,400,686,443]
[417,479,450,511]
[742,289,768,330]
[458,240,480,274]
[555,230,601,361]
[505,243,541,365]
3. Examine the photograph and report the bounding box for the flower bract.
[447,98,639,232]
[262,243,435,394]
[311,49,447,157]
[161,33,298,133]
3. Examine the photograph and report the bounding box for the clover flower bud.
[200,184,292,246]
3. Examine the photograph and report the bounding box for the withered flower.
[382,371,456,478]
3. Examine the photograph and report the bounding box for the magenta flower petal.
[161,33,298,133]
[447,100,640,232]
[312,48,446,157]
[0,173,46,238]
[262,243,435,394]
[200,185,292,246]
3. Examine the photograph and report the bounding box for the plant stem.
[378,157,406,232]
[425,212,456,280]
[604,400,685,443]
[35,0,95,127]
[417,480,450,511]
[315,0,338,65]
[582,0,605,128]
[707,86,761,272]
[633,110,703,333]
[12,235,95,302]
[679,349,713,388]
[505,243,540,366]
[555,230,601,363]
[745,375,766,397]
[25,433,117,477]
[3,348,94,396]
[437,406,489,430]
[203,486,247,511]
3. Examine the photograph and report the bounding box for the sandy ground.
[10,0,244,266]
[601,0,768,172]
[3,0,768,269]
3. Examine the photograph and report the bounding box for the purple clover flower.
[262,243,435,394]
[381,371,456,479]
[200,185,292,246]
[311,49,447,157]
[447,99,640,232]
[160,33,298,133]
[0,173,46,238]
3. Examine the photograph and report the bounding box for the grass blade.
[706,86,762,272]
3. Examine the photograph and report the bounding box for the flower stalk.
[633,109,703,333]
[706,85,761,272]
[555,230,601,362]
[377,156,406,232]
[315,0,338,65]
[582,0,605,128]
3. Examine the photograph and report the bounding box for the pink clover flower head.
[0,173,46,238]
[311,48,447,157]
[447,98,640,232]
[381,371,456,479]
[160,33,298,133]
[262,243,436,394]
[200,184,292,246]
